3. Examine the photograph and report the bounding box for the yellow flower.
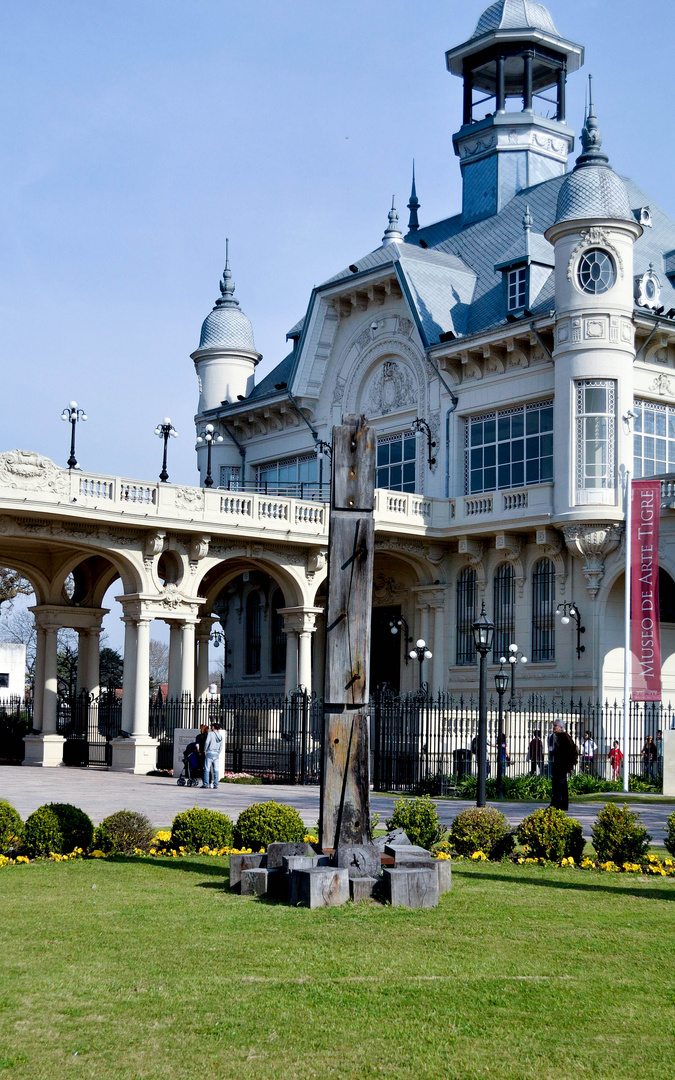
[15,855,29,864]
[434,852,452,860]
[303,834,319,844]
[470,851,488,861]
[0,855,10,866]
[600,861,619,872]
[580,857,594,869]
[91,850,106,858]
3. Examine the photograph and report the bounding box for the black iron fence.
[0,689,671,789]
[372,690,672,793]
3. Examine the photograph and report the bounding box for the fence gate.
[57,693,123,767]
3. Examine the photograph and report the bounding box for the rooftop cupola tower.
[191,240,262,414]
[446,0,584,225]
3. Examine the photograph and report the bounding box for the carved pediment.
[0,450,69,496]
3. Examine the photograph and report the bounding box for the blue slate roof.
[234,170,675,405]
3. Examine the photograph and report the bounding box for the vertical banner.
[631,479,661,701]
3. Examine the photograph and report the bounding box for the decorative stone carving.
[189,534,211,563]
[364,360,417,416]
[372,573,407,605]
[457,537,484,566]
[650,373,672,397]
[174,486,204,512]
[332,376,346,406]
[397,316,414,338]
[0,450,69,495]
[566,227,624,282]
[144,530,166,568]
[306,549,327,579]
[562,524,622,598]
[355,327,373,354]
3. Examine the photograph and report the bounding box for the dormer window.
[507,266,528,312]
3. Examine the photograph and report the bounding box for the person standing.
[202,723,223,789]
[580,730,597,775]
[528,731,544,775]
[609,740,623,781]
[657,730,664,780]
[549,719,578,811]
[641,735,658,780]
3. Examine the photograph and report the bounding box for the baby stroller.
[176,741,202,787]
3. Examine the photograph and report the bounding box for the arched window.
[493,563,515,663]
[245,592,262,675]
[456,567,477,666]
[270,588,286,674]
[531,559,556,662]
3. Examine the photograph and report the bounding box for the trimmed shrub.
[592,803,651,864]
[665,811,675,858]
[24,806,63,857]
[385,795,445,850]
[0,800,24,855]
[516,807,585,863]
[170,807,233,852]
[48,803,94,852]
[234,801,305,850]
[95,810,155,855]
[449,806,514,859]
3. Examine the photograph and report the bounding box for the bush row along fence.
[0,690,671,788]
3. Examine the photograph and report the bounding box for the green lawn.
[1,857,674,1080]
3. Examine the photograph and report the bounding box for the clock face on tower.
[577,249,616,295]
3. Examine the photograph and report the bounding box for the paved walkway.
[2,766,673,841]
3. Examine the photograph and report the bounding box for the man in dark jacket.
[549,719,578,811]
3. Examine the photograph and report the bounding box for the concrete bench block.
[282,854,330,874]
[266,842,314,869]
[383,867,439,909]
[266,868,288,901]
[392,855,452,895]
[349,876,378,902]
[373,828,411,852]
[384,843,431,860]
[229,852,267,890]
[292,867,350,909]
[334,843,381,879]
[241,868,269,897]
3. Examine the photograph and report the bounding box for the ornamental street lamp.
[556,602,586,659]
[154,418,178,482]
[494,663,509,800]
[196,424,224,487]
[61,401,87,470]
[316,439,332,497]
[472,602,494,808]
[410,418,437,468]
[501,642,527,708]
[390,615,413,664]
[210,624,232,688]
[409,638,432,691]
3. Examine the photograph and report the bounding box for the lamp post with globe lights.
[61,401,87,469]
[196,424,224,488]
[502,642,527,708]
[154,418,178,483]
[389,615,412,664]
[409,638,432,691]
[556,602,586,659]
[494,663,509,800]
[472,603,494,808]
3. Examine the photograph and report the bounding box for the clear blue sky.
[0,0,672,487]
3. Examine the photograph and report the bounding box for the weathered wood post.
[319,415,378,874]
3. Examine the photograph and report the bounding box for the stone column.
[167,622,182,700]
[42,627,59,735]
[23,622,65,767]
[179,621,196,702]
[298,630,312,692]
[76,629,89,694]
[132,619,151,737]
[196,620,213,700]
[313,609,326,699]
[120,619,137,735]
[32,625,46,732]
[85,628,101,698]
[432,602,446,694]
[280,607,322,696]
[284,630,298,696]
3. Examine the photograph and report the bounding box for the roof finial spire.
[575,75,609,170]
[523,204,533,232]
[216,238,239,307]
[382,195,403,245]
[407,161,420,233]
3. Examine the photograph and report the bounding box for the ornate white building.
[3,0,675,773]
[190,0,675,706]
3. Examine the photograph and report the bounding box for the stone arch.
[196,553,305,614]
[343,337,428,418]
[0,554,50,605]
[48,553,123,608]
